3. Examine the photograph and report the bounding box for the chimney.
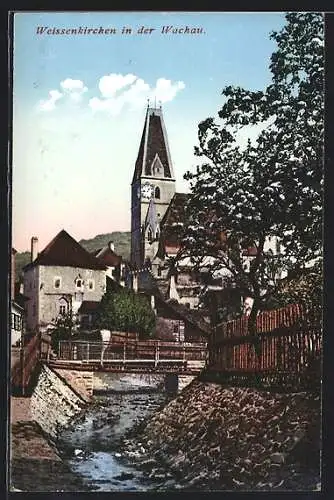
[31,236,38,262]
[11,248,17,300]
[168,274,180,302]
[132,272,138,293]
[108,241,115,252]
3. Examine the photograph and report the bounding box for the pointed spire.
[132,104,175,184]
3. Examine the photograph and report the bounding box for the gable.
[150,153,164,177]
[23,230,106,271]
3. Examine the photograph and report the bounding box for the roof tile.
[23,230,106,271]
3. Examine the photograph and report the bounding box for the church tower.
[131,105,176,268]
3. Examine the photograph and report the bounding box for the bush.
[95,289,156,339]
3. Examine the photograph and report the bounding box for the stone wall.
[30,365,87,439]
[39,265,106,327]
[123,380,321,490]
[178,375,196,392]
[53,369,93,402]
[93,372,195,394]
[93,372,165,393]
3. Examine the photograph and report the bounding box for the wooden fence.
[207,303,322,390]
[11,334,41,395]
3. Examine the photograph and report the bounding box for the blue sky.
[12,11,286,252]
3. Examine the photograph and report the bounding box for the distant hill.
[14,232,131,282]
[79,232,131,259]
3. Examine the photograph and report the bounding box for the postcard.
[9,11,323,493]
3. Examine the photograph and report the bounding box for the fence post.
[183,343,186,371]
[20,342,25,396]
[123,342,126,364]
[155,342,160,367]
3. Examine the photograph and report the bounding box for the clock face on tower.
[141,182,154,199]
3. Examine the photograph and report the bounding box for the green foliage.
[182,13,324,321]
[14,252,30,281]
[50,310,79,353]
[272,261,322,314]
[79,232,131,259]
[95,289,156,339]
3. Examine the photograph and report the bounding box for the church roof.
[144,198,159,234]
[157,193,191,255]
[132,106,174,183]
[23,230,106,271]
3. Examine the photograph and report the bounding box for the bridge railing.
[57,340,208,366]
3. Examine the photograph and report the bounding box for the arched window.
[148,228,153,242]
[155,186,160,199]
[59,297,68,316]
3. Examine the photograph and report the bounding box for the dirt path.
[9,396,93,492]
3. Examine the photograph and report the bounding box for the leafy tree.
[272,260,322,316]
[95,288,156,338]
[181,13,324,342]
[50,309,79,353]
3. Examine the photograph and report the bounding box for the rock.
[113,472,134,481]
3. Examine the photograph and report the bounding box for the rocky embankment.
[10,365,92,492]
[121,380,321,491]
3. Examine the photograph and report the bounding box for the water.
[58,390,176,492]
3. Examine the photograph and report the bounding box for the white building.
[23,230,107,333]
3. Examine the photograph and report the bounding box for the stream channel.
[57,380,179,492]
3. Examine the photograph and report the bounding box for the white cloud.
[38,90,63,112]
[60,78,88,93]
[150,78,186,104]
[89,74,185,115]
[38,79,88,112]
[60,78,88,103]
[38,74,185,115]
[89,95,125,115]
[98,73,137,98]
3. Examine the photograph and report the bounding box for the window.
[11,313,21,331]
[173,322,179,334]
[88,279,95,291]
[157,266,162,277]
[148,228,153,243]
[75,278,83,289]
[155,186,160,199]
[32,304,36,317]
[59,297,68,316]
[59,305,67,315]
[54,277,61,289]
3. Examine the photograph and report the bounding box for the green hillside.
[14,232,131,282]
[79,232,131,258]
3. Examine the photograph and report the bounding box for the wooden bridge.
[46,339,208,375]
